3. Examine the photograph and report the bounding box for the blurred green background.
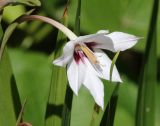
[1,0,159,126]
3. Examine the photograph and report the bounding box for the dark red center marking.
[73,42,97,64]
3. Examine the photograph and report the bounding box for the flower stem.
[20,15,77,40]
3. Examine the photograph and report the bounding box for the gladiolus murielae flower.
[53,30,139,109]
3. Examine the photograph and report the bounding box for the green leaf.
[0,22,18,60]
[114,76,138,126]
[136,0,159,126]
[100,85,119,126]
[9,48,52,126]
[45,5,68,126]
[0,47,21,126]
[0,11,21,126]
[0,9,34,60]
[68,0,160,57]
[0,0,40,10]
[156,84,160,126]
[15,0,41,6]
[70,82,116,126]
[1,9,48,126]
[3,5,25,23]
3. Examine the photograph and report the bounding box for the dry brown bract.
[18,122,32,126]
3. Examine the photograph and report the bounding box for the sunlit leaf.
[0,11,21,126]
[0,48,21,126]
[9,48,52,126]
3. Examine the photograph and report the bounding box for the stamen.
[80,44,99,64]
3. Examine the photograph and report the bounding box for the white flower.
[53,30,139,109]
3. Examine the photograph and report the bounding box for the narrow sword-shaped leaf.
[45,6,68,126]
[0,10,21,126]
[136,0,159,125]
[100,85,120,126]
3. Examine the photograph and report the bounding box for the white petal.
[81,34,114,50]
[52,54,72,67]
[70,32,107,45]
[94,50,122,82]
[82,58,104,109]
[53,41,75,67]
[106,32,139,52]
[63,41,75,54]
[97,30,109,34]
[83,32,139,52]
[67,59,86,95]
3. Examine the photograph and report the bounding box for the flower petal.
[53,40,75,67]
[97,30,109,34]
[93,49,122,82]
[82,58,104,109]
[83,32,139,52]
[106,32,140,51]
[63,41,75,54]
[68,32,107,45]
[67,59,86,95]
[52,54,72,67]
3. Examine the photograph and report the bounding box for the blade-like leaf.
[0,48,21,126]
[100,85,119,126]
[1,9,50,126]
[0,10,21,126]
[45,4,69,126]
[9,48,52,126]
[136,0,159,126]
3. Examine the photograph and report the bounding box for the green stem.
[20,15,77,40]
[74,0,81,36]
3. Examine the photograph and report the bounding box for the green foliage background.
[0,0,159,126]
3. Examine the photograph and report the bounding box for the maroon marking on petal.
[74,51,81,63]
[74,51,85,64]
[85,42,98,49]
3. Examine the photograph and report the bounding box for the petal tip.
[74,90,78,96]
[97,30,109,34]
